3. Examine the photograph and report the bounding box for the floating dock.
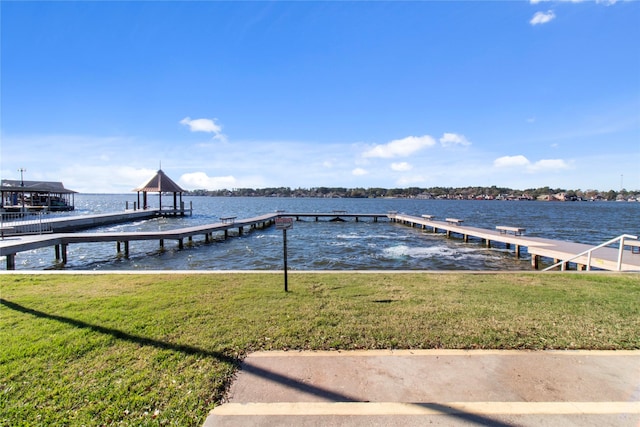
[1,211,638,271]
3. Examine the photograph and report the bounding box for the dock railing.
[542,234,639,272]
[0,211,52,238]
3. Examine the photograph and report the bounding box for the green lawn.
[1,272,639,426]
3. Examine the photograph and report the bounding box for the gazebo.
[133,169,186,215]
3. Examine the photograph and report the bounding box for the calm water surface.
[10,195,640,271]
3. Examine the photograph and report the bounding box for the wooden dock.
[287,212,389,222]
[390,213,640,272]
[1,210,638,271]
[0,212,277,269]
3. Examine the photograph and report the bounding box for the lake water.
[9,194,640,271]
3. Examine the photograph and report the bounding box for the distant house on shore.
[1,179,77,212]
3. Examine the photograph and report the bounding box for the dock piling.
[6,254,15,270]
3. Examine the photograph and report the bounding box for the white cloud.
[179,172,236,190]
[61,165,156,193]
[440,133,471,147]
[530,10,556,25]
[180,117,227,142]
[391,162,413,172]
[362,135,436,158]
[494,155,531,168]
[352,168,368,176]
[528,159,571,171]
[494,155,571,173]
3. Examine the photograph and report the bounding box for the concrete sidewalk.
[204,349,640,427]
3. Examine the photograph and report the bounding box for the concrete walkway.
[204,349,640,427]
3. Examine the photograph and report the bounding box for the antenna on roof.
[159,160,162,171]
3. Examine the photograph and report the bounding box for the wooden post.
[178,239,184,250]
[464,234,469,243]
[55,244,61,261]
[515,245,521,258]
[531,255,539,269]
[159,239,164,249]
[124,241,129,258]
[6,254,15,270]
[61,244,68,264]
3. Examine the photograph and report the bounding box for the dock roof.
[133,169,185,193]
[1,179,77,194]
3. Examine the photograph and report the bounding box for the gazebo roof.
[133,169,185,193]
[1,179,77,194]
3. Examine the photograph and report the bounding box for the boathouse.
[1,179,76,212]
[133,169,187,215]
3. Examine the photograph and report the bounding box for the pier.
[390,213,640,272]
[1,210,638,271]
[0,211,277,270]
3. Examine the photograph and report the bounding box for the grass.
[1,272,639,426]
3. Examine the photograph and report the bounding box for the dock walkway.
[390,213,640,271]
[0,212,278,269]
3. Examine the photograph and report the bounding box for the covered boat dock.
[1,179,76,212]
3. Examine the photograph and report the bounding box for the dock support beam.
[116,241,129,258]
[531,255,539,269]
[6,254,15,270]
[61,243,68,264]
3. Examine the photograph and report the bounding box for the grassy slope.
[1,273,639,426]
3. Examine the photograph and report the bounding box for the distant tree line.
[185,186,639,201]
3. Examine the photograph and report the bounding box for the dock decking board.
[1,211,638,271]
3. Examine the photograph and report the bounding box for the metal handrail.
[542,234,639,271]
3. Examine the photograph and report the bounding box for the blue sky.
[1,0,639,193]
